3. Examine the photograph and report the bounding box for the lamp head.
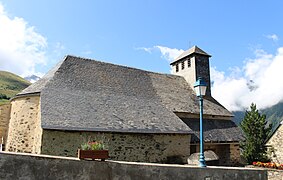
[194,77,207,97]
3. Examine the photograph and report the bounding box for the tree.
[0,93,8,100]
[240,103,272,164]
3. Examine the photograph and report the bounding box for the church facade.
[0,46,242,165]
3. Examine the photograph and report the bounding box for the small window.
[176,64,179,72]
[188,59,191,67]
[181,61,185,70]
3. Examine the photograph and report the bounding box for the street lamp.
[194,77,207,167]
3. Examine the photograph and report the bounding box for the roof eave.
[10,92,40,101]
[41,126,192,135]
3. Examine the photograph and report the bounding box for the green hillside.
[262,102,283,132]
[0,71,31,104]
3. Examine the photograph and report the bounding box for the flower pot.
[78,149,109,161]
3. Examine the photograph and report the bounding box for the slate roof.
[182,118,243,143]
[16,55,236,138]
[170,46,211,65]
[18,60,64,95]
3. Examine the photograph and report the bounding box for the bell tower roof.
[170,45,211,96]
[170,46,211,65]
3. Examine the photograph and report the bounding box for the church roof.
[170,46,211,65]
[182,118,243,143]
[17,55,234,136]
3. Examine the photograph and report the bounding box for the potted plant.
[78,140,109,161]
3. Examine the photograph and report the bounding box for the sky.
[0,0,283,111]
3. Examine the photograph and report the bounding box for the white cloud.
[154,46,184,62]
[211,47,283,111]
[211,68,249,111]
[137,45,184,62]
[135,47,153,54]
[53,42,65,56]
[244,49,273,81]
[266,34,279,42]
[0,3,47,77]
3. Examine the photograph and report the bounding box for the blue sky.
[1,0,283,111]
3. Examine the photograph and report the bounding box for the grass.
[0,71,31,103]
[0,99,9,105]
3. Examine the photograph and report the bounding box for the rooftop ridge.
[66,55,175,77]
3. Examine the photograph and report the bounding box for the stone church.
[0,46,242,165]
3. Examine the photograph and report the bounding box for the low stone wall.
[0,104,11,144]
[6,95,42,154]
[0,152,267,180]
[41,130,190,164]
[267,169,283,180]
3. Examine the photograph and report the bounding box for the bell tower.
[170,46,211,96]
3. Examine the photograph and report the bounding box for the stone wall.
[0,152,268,180]
[5,95,42,154]
[267,169,283,180]
[190,143,240,166]
[229,143,241,165]
[0,104,11,145]
[266,124,283,163]
[41,130,191,164]
[195,55,211,96]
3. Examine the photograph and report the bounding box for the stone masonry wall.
[267,169,283,180]
[229,143,241,165]
[266,124,283,164]
[0,152,268,180]
[0,104,11,145]
[191,143,240,166]
[41,130,191,164]
[6,95,42,154]
[195,55,211,96]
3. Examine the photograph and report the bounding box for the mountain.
[232,102,283,134]
[0,71,31,104]
[24,75,40,83]
[262,102,283,132]
[232,111,245,125]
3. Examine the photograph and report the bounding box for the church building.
[0,46,242,165]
